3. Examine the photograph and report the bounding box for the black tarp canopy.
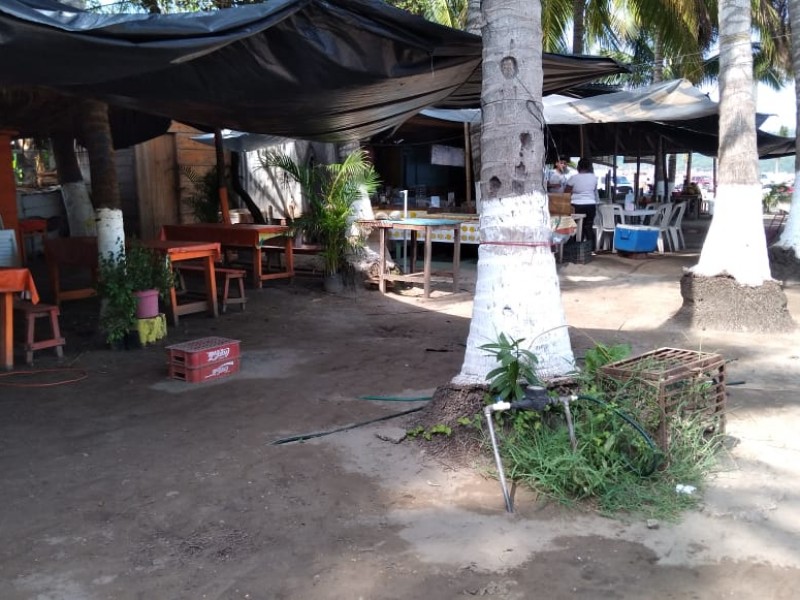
[423,80,796,159]
[542,80,795,159]
[0,0,628,142]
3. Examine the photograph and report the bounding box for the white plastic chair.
[667,201,687,251]
[649,203,674,253]
[594,203,623,252]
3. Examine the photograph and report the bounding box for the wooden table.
[0,268,40,369]
[142,240,221,326]
[160,224,293,288]
[360,218,461,298]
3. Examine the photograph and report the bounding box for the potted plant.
[260,149,380,291]
[97,241,175,345]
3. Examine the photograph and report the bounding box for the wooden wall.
[114,147,139,238]
[134,122,220,240]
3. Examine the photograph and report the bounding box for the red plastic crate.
[166,337,240,369]
[167,357,240,383]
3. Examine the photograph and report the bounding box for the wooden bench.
[13,299,66,365]
[261,242,323,274]
[176,264,247,313]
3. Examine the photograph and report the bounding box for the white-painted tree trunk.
[691,0,772,285]
[348,185,395,272]
[775,0,800,257]
[96,207,125,262]
[776,184,800,253]
[61,181,97,237]
[453,0,574,383]
[453,195,574,383]
[692,183,771,284]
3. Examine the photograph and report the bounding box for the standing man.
[547,156,571,192]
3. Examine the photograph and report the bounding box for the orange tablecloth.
[1,267,41,369]
[0,267,40,304]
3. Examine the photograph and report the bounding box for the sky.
[704,82,796,134]
[756,84,796,134]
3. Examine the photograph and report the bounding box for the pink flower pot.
[134,289,160,319]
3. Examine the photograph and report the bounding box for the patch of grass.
[502,399,721,520]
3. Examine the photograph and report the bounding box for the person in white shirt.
[546,157,571,192]
[565,157,598,246]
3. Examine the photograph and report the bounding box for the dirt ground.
[2,227,800,600]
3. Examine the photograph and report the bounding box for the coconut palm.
[691,0,771,285]
[774,0,800,256]
[453,0,575,384]
[389,0,468,29]
[80,98,122,211]
[259,149,380,277]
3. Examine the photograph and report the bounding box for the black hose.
[270,406,425,445]
[358,395,433,402]
[574,394,663,476]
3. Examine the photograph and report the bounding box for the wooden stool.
[13,300,66,365]
[216,267,247,313]
[176,264,247,314]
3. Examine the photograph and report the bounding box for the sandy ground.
[1,234,799,600]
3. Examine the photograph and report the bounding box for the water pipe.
[483,386,575,513]
[484,400,514,513]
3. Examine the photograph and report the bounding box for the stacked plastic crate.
[166,337,241,383]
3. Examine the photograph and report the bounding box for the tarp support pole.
[464,122,472,207]
[214,128,232,224]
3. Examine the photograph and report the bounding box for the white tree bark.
[60,181,97,237]
[691,0,772,285]
[454,195,575,383]
[453,0,575,384]
[775,0,800,256]
[776,185,800,252]
[96,207,124,262]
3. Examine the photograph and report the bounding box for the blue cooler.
[614,225,659,252]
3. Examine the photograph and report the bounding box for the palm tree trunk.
[453,0,574,384]
[692,0,771,284]
[80,99,121,211]
[572,0,585,54]
[466,0,482,34]
[776,0,800,254]
[652,32,664,83]
[52,133,96,236]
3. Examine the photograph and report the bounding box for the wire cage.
[597,347,726,453]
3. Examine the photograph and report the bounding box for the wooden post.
[214,129,231,224]
[464,123,472,206]
[0,132,19,229]
[0,132,22,261]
